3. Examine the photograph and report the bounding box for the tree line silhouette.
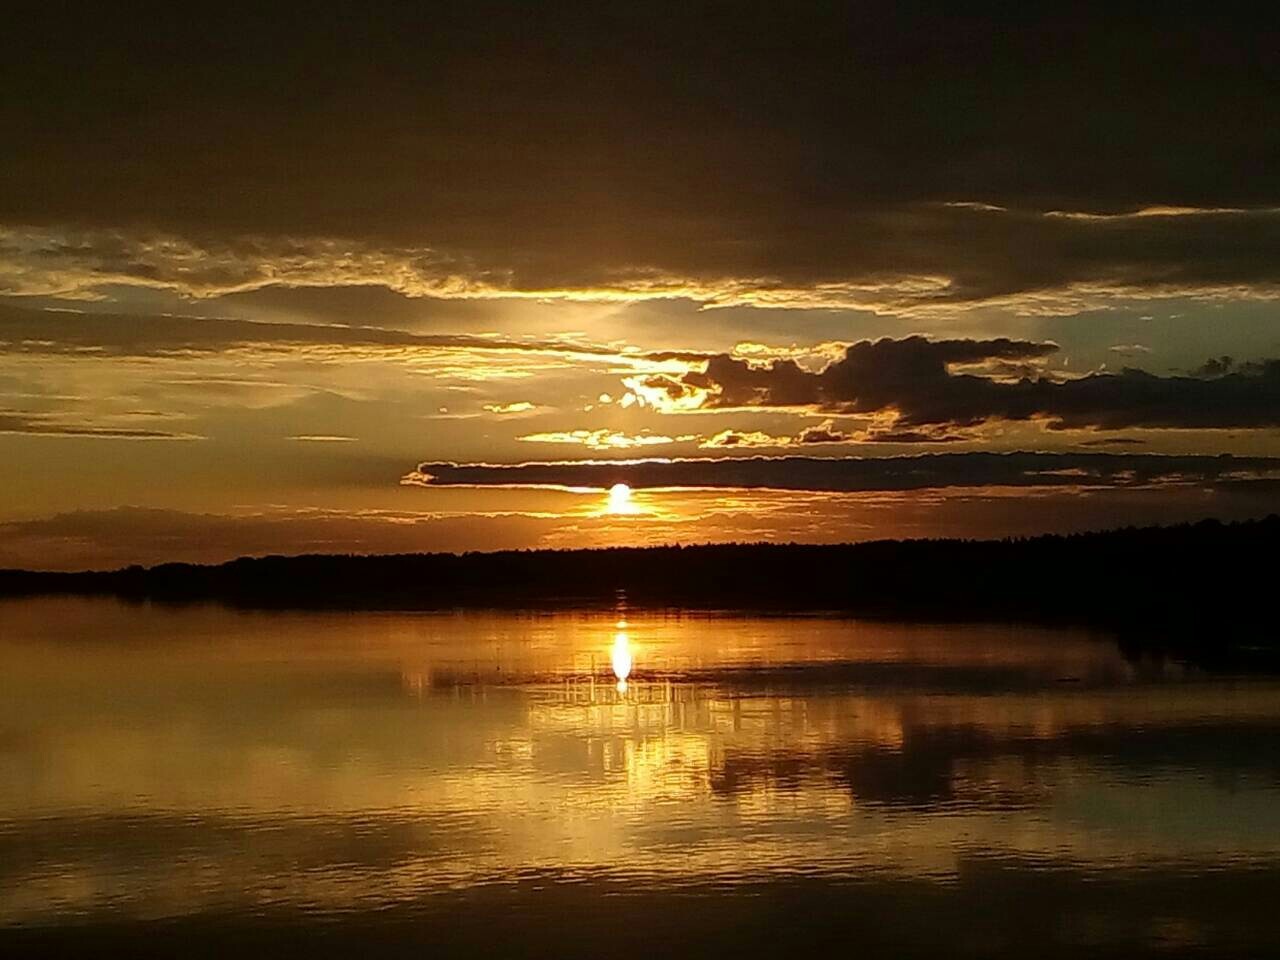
[1,517,1276,660]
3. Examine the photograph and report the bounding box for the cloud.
[0,303,704,400]
[0,412,202,440]
[861,428,969,444]
[795,421,851,444]
[0,303,629,362]
[1042,205,1265,221]
[660,336,1058,411]
[517,429,695,451]
[630,336,1280,431]
[6,211,1280,317]
[700,429,793,450]
[631,418,973,451]
[2,8,1279,316]
[406,452,1280,494]
[482,401,537,415]
[697,419,967,448]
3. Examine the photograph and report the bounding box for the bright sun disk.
[606,482,633,514]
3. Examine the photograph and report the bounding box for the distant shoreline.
[2,517,1277,663]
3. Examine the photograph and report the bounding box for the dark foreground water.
[1,598,1278,957]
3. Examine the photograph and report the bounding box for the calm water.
[2,598,1278,957]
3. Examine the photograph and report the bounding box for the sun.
[606,482,634,514]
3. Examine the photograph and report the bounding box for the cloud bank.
[631,337,1280,432]
[2,8,1278,313]
[406,452,1280,494]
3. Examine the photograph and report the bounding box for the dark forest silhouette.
[2,517,1276,662]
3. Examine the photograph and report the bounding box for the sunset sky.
[3,5,1280,568]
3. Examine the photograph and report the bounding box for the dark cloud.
[649,336,1280,431]
[698,429,783,450]
[408,452,1280,494]
[795,422,852,444]
[1,7,1278,307]
[792,420,970,445]
[680,336,1055,409]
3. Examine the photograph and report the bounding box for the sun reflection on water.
[611,630,633,693]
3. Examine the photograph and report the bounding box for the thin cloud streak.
[0,303,635,362]
[0,412,203,440]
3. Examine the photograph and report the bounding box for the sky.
[2,4,1280,569]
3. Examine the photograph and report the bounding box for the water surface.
[2,598,1278,956]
